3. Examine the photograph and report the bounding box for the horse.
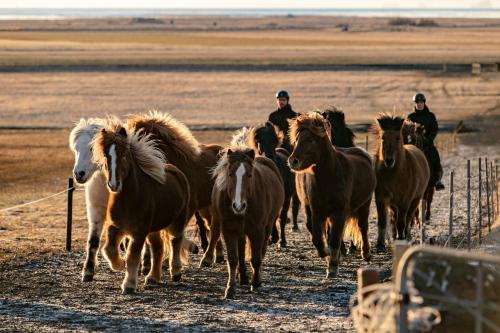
[373,114,430,251]
[126,111,224,266]
[321,106,356,148]
[288,112,376,279]
[92,125,191,294]
[232,124,300,248]
[69,118,109,282]
[402,120,435,221]
[211,142,284,299]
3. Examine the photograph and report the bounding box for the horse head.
[93,126,131,193]
[375,113,405,169]
[250,122,282,161]
[224,148,255,215]
[288,112,331,171]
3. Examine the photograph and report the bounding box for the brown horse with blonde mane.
[374,114,430,251]
[92,125,191,294]
[211,140,284,299]
[126,111,224,265]
[288,112,376,279]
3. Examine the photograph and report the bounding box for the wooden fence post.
[478,158,482,245]
[467,160,471,250]
[486,158,491,232]
[448,170,454,247]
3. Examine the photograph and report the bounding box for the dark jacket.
[407,106,438,145]
[268,104,298,152]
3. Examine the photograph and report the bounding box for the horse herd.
[69,109,433,299]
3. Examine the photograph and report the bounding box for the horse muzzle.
[288,157,303,171]
[384,158,396,169]
[232,201,247,215]
[107,180,122,193]
[73,170,88,184]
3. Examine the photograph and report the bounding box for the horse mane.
[69,117,107,152]
[92,125,167,185]
[127,110,201,160]
[229,126,253,147]
[213,130,254,191]
[247,121,285,150]
[323,106,345,126]
[375,113,405,131]
[289,112,331,145]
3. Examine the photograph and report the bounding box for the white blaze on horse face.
[234,163,246,209]
[109,144,118,190]
[73,133,96,183]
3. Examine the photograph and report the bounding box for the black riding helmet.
[413,92,426,103]
[276,90,290,100]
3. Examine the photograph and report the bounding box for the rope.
[0,187,75,213]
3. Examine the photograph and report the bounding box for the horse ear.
[227,148,233,156]
[321,111,328,119]
[265,121,273,128]
[245,149,255,161]
[118,127,127,137]
[100,128,106,134]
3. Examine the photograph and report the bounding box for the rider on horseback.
[268,90,298,153]
[407,93,445,191]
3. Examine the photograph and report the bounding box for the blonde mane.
[92,124,167,185]
[127,110,201,159]
[212,129,254,191]
[69,117,107,152]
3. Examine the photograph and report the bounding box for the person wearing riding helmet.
[268,90,298,152]
[407,93,445,191]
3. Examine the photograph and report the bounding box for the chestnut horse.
[212,143,284,299]
[126,111,224,265]
[374,114,430,251]
[321,106,356,148]
[93,126,191,294]
[247,123,300,247]
[402,120,436,221]
[288,113,376,278]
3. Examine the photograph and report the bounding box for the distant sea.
[1,8,500,20]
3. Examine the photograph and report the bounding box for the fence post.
[486,158,491,233]
[491,161,496,220]
[420,199,426,245]
[448,170,454,247]
[365,135,368,151]
[478,158,482,245]
[467,160,471,250]
[66,178,74,252]
[496,164,499,221]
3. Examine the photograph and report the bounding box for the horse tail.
[160,230,194,265]
[343,216,363,248]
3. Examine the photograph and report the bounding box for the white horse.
[69,118,110,282]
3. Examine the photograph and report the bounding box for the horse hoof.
[318,248,330,258]
[292,226,299,232]
[362,253,372,262]
[250,284,261,292]
[326,270,338,279]
[145,277,160,286]
[215,255,225,264]
[122,287,136,294]
[376,243,386,253]
[171,274,182,282]
[199,256,214,268]
[190,244,199,255]
[224,288,235,299]
[141,266,151,276]
[278,242,287,249]
[81,273,94,282]
[239,276,249,286]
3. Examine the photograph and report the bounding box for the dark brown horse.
[211,143,284,299]
[247,122,300,248]
[126,111,224,266]
[92,126,191,294]
[288,112,376,278]
[402,120,435,221]
[374,114,430,251]
[321,107,356,148]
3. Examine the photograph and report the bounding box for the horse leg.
[195,211,209,252]
[396,206,409,241]
[82,212,105,282]
[406,199,421,240]
[326,212,346,279]
[144,231,164,286]
[270,223,279,244]
[168,232,184,282]
[223,230,239,299]
[102,225,126,272]
[291,191,300,231]
[311,213,329,258]
[121,233,146,294]
[375,199,388,251]
[238,235,248,285]
[278,195,291,249]
[249,230,265,292]
[200,215,221,267]
[305,205,313,238]
[357,200,372,261]
[140,244,152,276]
[426,188,434,221]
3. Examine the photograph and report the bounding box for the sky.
[2,0,499,9]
